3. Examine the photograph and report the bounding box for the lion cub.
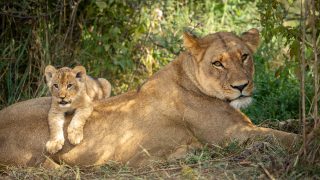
[44,65,111,154]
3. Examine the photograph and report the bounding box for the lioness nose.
[231,82,248,92]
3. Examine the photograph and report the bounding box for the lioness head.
[44,65,87,108]
[184,29,260,109]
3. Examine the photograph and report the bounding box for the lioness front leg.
[187,107,299,148]
[242,126,300,148]
[67,106,93,145]
[46,111,65,154]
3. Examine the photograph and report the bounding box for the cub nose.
[231,82,248,92]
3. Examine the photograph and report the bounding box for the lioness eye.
[67,84,73,88]
[212,61,223,67]
[241,53,249,62]
[53,84,59,88]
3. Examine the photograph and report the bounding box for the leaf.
[95,0,107,11]
[289,40,299,59]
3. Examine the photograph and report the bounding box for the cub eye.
[241,53,249,62]
[67,84,73,89]
[212,61,224,68]
[53,84,59,88]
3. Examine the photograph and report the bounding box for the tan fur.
[44,65,111,154]
[0,29,298,168]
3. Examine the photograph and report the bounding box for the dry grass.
[1,133,318,179]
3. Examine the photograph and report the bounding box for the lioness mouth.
[59,100,71,105]
[227,95,250,102]
[238,95,250,99]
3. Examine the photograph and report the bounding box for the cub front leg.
[46,111,65,154]
[67,106,93,145]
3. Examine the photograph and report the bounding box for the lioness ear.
[44,65,56,85]
[73,66,86,82]
[183,32,201,55]
[240,28,260,53]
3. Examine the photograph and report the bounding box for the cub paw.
[67,126,83,145]
[46,138,64,154]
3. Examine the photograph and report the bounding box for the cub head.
[44,65,87,108]
[183,29,260,109]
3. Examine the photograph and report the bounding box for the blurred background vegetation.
[0,0,318,125]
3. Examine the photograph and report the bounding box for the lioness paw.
[67,126,83,145]
[46,139,64,154]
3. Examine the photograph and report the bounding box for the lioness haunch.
[0,29,297,168]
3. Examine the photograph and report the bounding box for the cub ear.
[44,65,57,85]
[183,32,201,55]
[73,66,86,82]
[240,28,260,53]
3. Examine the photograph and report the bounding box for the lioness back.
[44,65,112,154]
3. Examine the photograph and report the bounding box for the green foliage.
[244,54,301,123]
[245,0,319,123]
[76,0,260,94]
[0,0,317,122]
[0,0,260,107]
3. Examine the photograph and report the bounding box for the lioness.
[0,29,297,168]
[44,65,112,154]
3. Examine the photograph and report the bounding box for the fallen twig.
[259,163,275,180]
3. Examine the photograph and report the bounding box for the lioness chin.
[0,28,298,168]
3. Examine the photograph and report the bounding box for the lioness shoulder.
[44,65,111,154]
